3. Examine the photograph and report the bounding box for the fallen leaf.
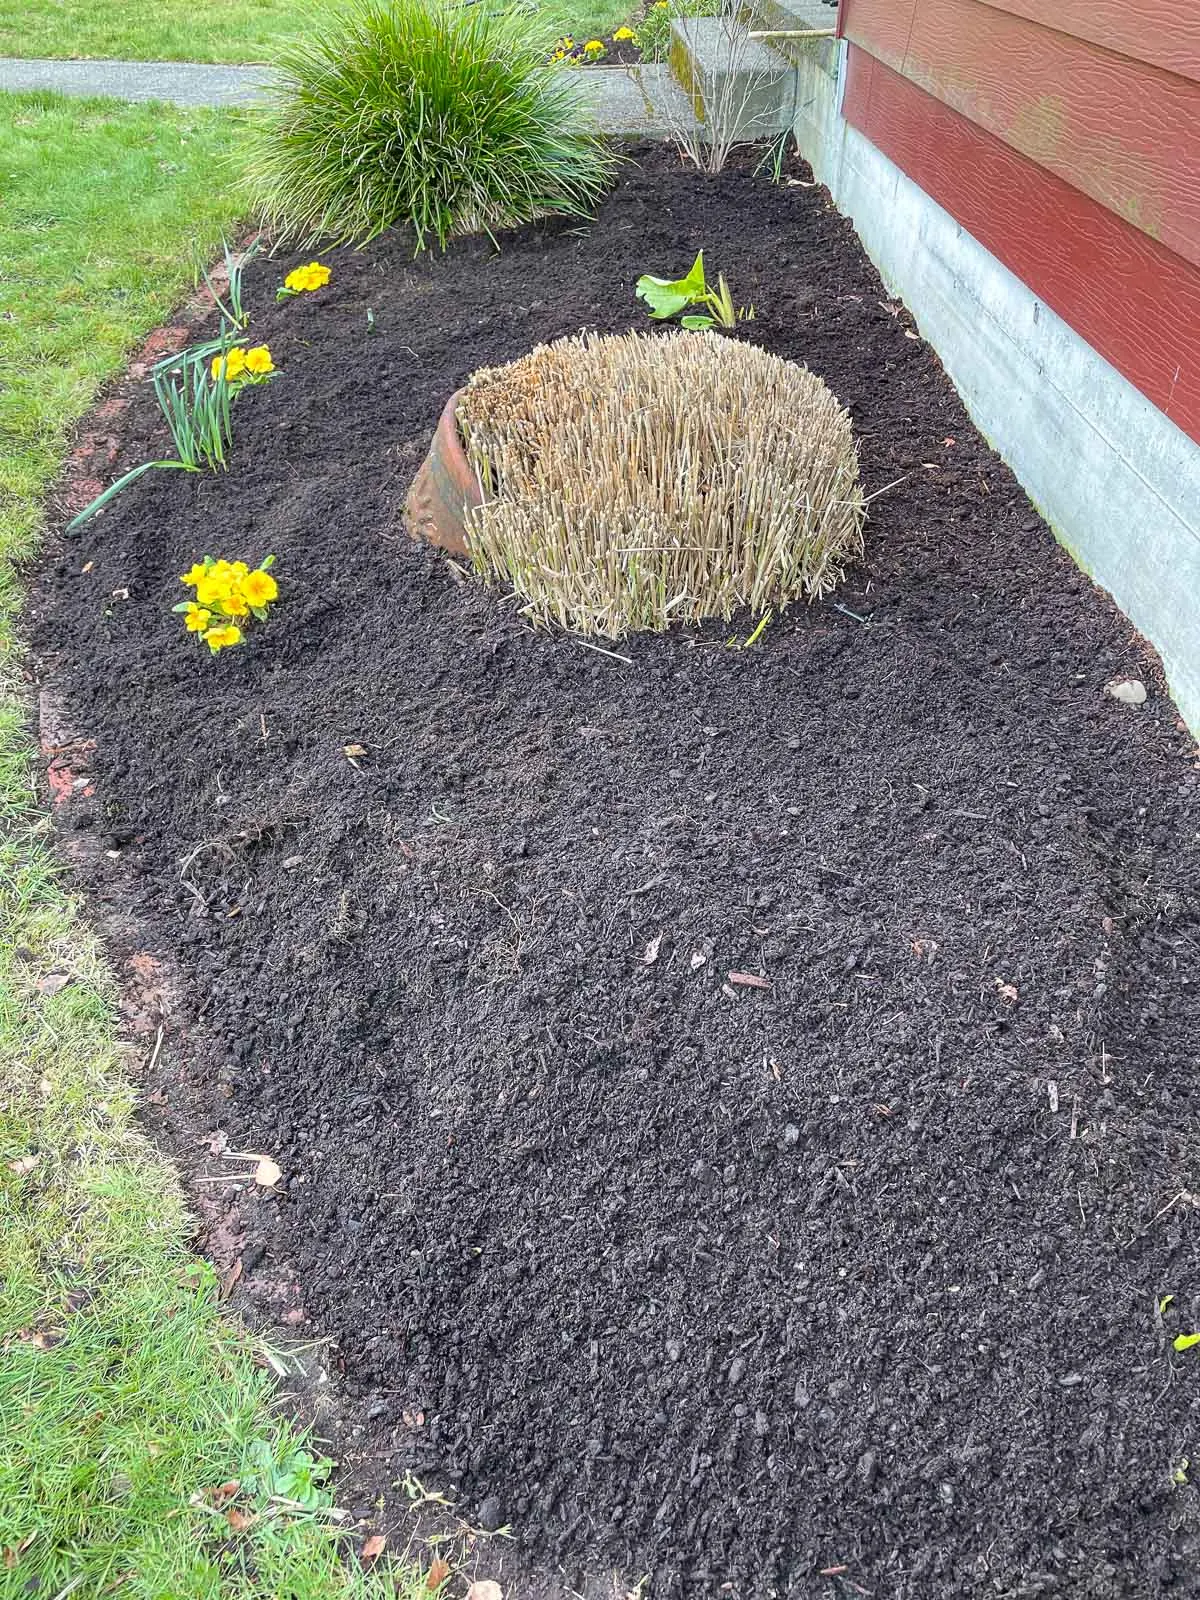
[643,932,663,965]
[466,1583,503,1600]
[728,971,771,990]
[208,1481,240,1507]
[362,1534,387,1562]
[994,979,1019,1004]
[220,1259,243,1299]
[2,1550,14,1571]
[7,1154,40,1177]
[36,972,72,996]
[344,744,368,760]
[401,1408,425,1428]
[424,1554,450,1589]
[254,1156,282,1188]
[1174,1332,1200,1353]
[225,1507,256,1533]
[147,1087,168,1106]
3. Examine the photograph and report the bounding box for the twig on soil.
[623,873,667,897]
[861,471,912,505]
[574,639,634,666]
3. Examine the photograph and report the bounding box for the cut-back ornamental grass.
[245,0,620,250]
[457,329,866,637]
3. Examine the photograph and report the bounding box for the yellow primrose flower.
[195,571,231,609]
[181,561,208,587]
[243,345,274,375]
[584,38,605,52]
[184,603,212,633]
[204,623,243,654]
[211,347,247,382]
[242,569,278,608]
[284,261,331,293]
[613,25,636,39]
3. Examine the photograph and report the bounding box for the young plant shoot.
[635,250,753,330]
[67,337,277,529]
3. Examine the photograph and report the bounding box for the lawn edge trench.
[0,92,418,1599]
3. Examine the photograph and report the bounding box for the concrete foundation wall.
[790,42,1200,734]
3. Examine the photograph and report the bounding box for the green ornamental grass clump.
[246,0,619,249]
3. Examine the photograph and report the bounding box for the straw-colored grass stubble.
[458,330,866,637]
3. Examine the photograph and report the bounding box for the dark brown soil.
[28,144,1200,1598]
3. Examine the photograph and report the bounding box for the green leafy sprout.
[635,249,754,330]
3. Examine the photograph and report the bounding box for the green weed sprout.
[636,250,754,330]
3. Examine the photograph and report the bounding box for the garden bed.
[30,144,1200,1597]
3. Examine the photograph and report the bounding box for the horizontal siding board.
[841,46,1200,444]
[973,0,1200,85]
[841,0,1200,268]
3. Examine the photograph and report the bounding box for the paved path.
[0,57,275,105]
[0,56,690,131]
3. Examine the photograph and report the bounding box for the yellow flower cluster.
[283,261,332,294]
[549,33,575,60]
[177,556,279,654]
[211,345,275,383]
[582,37,606,57]
[613,25,637,40]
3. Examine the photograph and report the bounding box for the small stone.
[782,1123,801,1146]
[1104,678,1147,707]
[477,1496,504,1532]
[728,1357,746,1386]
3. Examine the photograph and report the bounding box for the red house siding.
[837,0,1200,444]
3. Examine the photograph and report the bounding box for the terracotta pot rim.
[438,388,470,479]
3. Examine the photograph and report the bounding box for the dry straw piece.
[457,330,865,637]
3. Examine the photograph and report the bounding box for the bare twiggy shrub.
[457,330,865,637]
[665,8,797,174]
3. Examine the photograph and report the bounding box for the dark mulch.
[29,144,1200,1598]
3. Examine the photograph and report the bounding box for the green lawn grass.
[0,92,420,1600]
[0,0,633,64]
